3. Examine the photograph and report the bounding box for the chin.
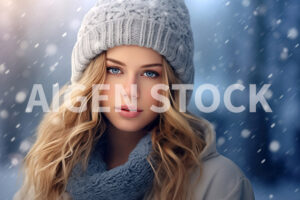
[102,111,159,133]
[112,120,146,132]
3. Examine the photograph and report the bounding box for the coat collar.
[199,119,219,161]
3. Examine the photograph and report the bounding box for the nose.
[123,73,140,99]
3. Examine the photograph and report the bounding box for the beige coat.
[14,127,255,200]
[192,127,255,200]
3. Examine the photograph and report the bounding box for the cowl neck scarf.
[66,131,154,200]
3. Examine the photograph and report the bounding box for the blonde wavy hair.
[16,51,214,200]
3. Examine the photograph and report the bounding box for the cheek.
[140,83,160,106]
[100,85,115,106]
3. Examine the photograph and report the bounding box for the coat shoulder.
[191,154,255,200]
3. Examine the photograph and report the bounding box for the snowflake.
[19,140,32,153]
[0,109,9,119]
[178,44,184,52]
[11,157,19,166]
[241,129,251,138]
[45,44,58,57]
[217,137,225,146]
[49,62,59,72]
[76,7,82,12]
[9,154,23,168]
[236,79,243,85]
[267,73,273,79]
[62,32,68,38]
[270,123,275,128]
[287,27,298,40]
[264,89,273,99]
[280,47,288,60]
[279,94,284,99]
[15,91,27,103]
[242,0,250,7]
[19,40,29,50]
[69,19,81,30]
[16,123,21,128]
[269,140,280,152]
[51,116,62,125]
[276,19,282,25]
[0,63,5,74]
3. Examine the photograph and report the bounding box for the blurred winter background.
[0,0,299,199]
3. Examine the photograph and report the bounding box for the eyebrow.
[106,58,162,68]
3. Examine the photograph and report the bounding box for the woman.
[14,0,255,199]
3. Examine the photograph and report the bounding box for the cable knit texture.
[66,132,154,200]
[71,0,195,103]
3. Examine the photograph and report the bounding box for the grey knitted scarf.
[66,131,154,200]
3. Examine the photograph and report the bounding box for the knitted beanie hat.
[71,0,195,103]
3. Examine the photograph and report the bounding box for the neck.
[104,123,149,169]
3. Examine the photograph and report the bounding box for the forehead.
[106,45,162,64]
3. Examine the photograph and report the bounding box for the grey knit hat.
[71,0,195,103]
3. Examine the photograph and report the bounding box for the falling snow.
[51,116,62,125]
[269,140,280,152]
[217,137,226,146]
[287,27,298,40]
[267,73,273,79]
[241,0,250,7]
[276,19,282,25]
[0,109,9,119]
[49,62,59,72]
[265,89,273,99]
[76,7,82,12]
[62,32,68,37]
[69,19,81,30]
[0,1,299,199]
[241,129,251,138]
[19,140,32,153]
[270,123,276,128]
[0,63,6,74]
[15,91,27,103]
[280,47,289,60]
[10,157,19,166]
[45,44,58,56]
[19,40,29,51]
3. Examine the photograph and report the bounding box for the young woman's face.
[100,45,163,132]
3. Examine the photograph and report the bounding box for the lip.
[120,105,143,112]
[115,105,143,118]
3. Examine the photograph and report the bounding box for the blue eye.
[144,71,159,78]
[107,67,121,74]
[107,67,159,78]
